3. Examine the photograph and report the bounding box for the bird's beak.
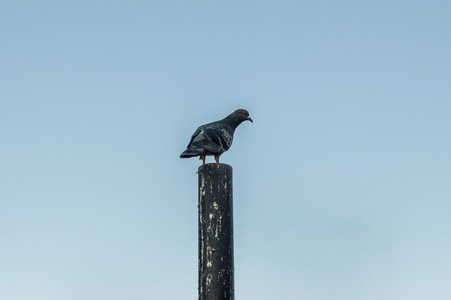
[248,116,253,123]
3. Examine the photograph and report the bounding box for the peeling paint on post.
[198,163,234,300]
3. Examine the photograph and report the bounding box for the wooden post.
[198,163,234,300]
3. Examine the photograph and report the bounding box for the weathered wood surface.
[198,163,234,300]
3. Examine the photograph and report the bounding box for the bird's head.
[232,109,253,124]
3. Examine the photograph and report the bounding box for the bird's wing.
[186,127,203,148]
[190,122,233,152]
[193,128,224,153]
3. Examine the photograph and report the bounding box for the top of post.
[198,163,233,174]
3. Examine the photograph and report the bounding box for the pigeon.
[180,109,253,165]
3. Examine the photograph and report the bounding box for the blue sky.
[1,1,450,299]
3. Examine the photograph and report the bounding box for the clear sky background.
[1,1,450,299]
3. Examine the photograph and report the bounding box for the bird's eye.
[241,112,245,115]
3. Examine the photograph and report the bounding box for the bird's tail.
[180,148,203,158]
